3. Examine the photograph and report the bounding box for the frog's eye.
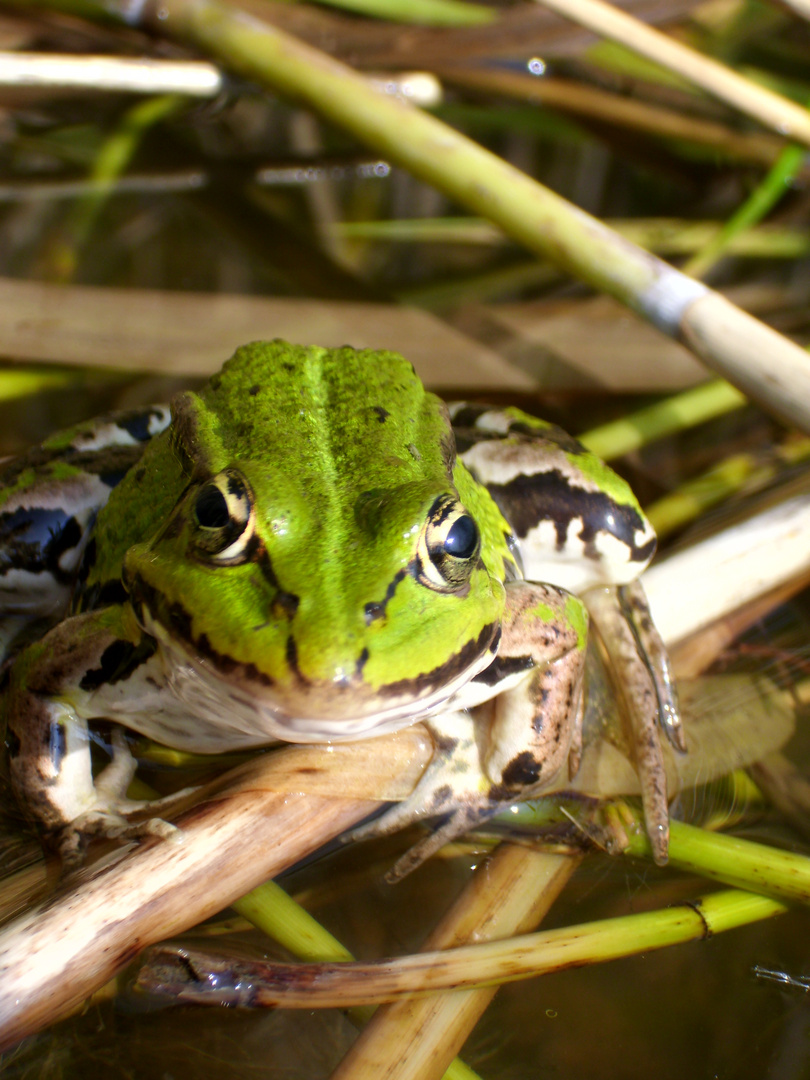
[192,469,256,564]
[417,496,481,593]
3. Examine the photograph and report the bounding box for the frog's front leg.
[481,580,587,791]
[357,582,587,877]
[4,609,177,863]
[584,580,681,865]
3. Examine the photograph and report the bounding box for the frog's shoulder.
[449,403,646,512]
[0,404,172,514]
[449,403,656,588]
[0,406,171,656]
[449,402,593,459]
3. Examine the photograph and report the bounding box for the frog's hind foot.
[584,580,681,866]
[350,792,506,883]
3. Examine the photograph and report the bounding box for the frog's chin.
[140,610,498,748]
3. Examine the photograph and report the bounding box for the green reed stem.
[684,135,807,280]
[624,812,810,904]
[579,379,747,460]
[303,0,494,25]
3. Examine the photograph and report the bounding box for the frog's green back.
[196,341,453,490]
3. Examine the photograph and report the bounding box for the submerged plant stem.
[235,847,579,1080]
[48,93,186,282]
[235,880,481,1078]
[331,846,579,1080]
[140,888,785,1007]
[624,813,810,903]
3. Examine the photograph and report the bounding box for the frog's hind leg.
[584,580,683,865]
[619,579,684,752]
[347,708,485,860]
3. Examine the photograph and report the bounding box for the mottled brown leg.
[484,581,587,795]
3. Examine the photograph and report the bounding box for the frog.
[0,340,682,871]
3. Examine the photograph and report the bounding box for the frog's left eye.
[192,469,256,564]
[417,496,481,593]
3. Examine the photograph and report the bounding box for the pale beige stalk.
[0,730,431,1051]
[532,0,810,146]
[331,847,579,1080]
[642,480,810,645]
[0,52,222,95]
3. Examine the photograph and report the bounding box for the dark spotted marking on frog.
[499,751,542,788]
[79,635,157,692]
[379,622,498,700]
[486,470,656,564]
[473,653,534,687]
[118,406,171,444]
[0,507,83,586]
[49,722,67,773]
[364,566,409,625]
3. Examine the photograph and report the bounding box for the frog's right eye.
[416,495,481,594]
[192,469,256,564]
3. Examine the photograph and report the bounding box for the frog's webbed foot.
[584,579,683,865]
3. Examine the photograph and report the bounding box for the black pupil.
[195,485,230,529]
[444,515,478,559]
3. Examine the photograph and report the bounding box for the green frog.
[0,341,682,869]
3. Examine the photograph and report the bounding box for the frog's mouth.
[132,589,500,748]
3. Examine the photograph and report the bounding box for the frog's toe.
[385,803,503,882]
[350,790,507,881]
[57,726,195,860]
[637,751,670,866]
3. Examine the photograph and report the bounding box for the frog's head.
[122,341,507,741]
